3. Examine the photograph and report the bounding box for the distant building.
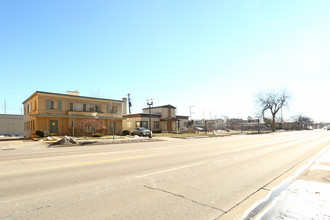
[193,118,225,131]
[123,105,189,133]
[224,118,264,131]
[0,114,23,135]
[226,118,244,130]
[22,91,126,138]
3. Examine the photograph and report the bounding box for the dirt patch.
[299,169,330,183]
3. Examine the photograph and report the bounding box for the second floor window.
[50,101,55,109]
[76,103,82,111]
[46,99,61,110]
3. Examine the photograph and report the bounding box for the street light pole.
[147,99,154,138]
[257,114,261,134]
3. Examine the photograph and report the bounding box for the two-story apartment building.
[122,105,189,133]
[22,91,126,138]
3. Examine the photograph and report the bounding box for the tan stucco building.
[123,105,189,133]
[0,114,23,135]
[22,91,126,138]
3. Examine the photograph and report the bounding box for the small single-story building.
[0,114,23,136]
[123,105,189,133]
[193,118,226,131]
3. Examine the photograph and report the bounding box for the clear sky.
[1,0,330,122]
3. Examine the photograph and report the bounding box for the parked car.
[131,127,151,137]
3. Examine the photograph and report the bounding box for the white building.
[0,114,24,136]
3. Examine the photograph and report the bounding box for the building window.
[136,121,148,128]
[32,100,36,111]
[89,104,95,112]
[141,121,148,128]
[76,103,82,111]
[154,121,159,129]
[50,101,56,109]
[95,105,100,112]
[83,104,87,112]
[70,103,74,111]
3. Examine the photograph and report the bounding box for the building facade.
[123,105,189,133]
[0,114,23,136]
[193,118,225,131]
[22,91,126,138]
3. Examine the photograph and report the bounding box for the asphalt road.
[1,130,329,220]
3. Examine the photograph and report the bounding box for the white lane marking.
[136,162,205,178]
[213,159,231,163]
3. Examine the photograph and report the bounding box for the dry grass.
[153,132,232,138]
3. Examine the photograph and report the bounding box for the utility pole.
[4,99,6,114]
[127,93,132,114]
[189,106,195,120]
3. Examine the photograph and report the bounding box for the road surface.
[0,130,329,220]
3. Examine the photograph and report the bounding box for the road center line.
[0,155,147,176]
[213,159,231,163]
[136,162,205,178]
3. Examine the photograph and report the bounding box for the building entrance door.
[167,122,171,131]
[50,120,58,135]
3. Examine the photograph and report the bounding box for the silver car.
[131,127,151,136]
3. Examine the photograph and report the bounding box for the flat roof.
[142,104,176,110]
[22,91,123,104]
[123,113,161,118]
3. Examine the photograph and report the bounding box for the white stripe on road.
[136,162,205,178]
[213,159,231,163]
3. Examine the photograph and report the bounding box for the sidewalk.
[255,146,330,219]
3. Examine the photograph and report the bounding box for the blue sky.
[1,0,330,122]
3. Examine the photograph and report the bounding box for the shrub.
[122,130,130,136]
[36,130,49,137]
[92,133,103,137]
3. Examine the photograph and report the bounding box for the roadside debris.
[50,136,77,146]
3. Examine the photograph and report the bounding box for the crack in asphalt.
[142,185,226,214]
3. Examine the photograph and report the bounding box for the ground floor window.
[136,121,148,129]
[154,121,159,129]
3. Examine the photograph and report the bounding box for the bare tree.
[293,114,313,130]
[256,90,289,132]
[81,119,106,136]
